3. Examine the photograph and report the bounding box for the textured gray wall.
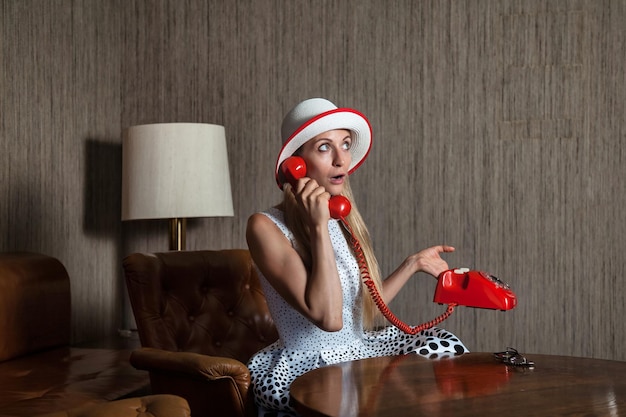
[1,0,625,360]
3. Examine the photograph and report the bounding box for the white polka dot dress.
[248,208,468,416]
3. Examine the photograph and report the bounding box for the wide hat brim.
[274,107,372,187]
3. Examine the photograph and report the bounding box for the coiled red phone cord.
[341,219,456,335]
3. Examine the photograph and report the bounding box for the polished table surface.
[290,352,626,416]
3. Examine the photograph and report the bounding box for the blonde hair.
[282,180,386,330]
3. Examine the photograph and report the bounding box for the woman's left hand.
[383,245,456,303]
[408,245,455,278]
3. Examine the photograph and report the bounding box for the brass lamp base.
[169,218,187,251]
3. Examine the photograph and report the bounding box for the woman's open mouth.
[330,174,345,184]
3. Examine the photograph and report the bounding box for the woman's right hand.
[293,177,331,226]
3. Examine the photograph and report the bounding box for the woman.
[246,98,467,416]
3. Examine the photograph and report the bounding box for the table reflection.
[292,353,521,416]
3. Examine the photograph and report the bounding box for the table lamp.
[121,123,234,250]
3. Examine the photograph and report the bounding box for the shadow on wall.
[83,139,130,331]
[83,139,122,238]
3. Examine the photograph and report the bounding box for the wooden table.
[290,352,626,416]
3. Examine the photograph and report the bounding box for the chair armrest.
[130,347,251,388]
[130,347,254,417]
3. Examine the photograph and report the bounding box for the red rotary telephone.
[434,268,517,311]
[280,156,517,334]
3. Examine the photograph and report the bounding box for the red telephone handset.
[280,156,352,219]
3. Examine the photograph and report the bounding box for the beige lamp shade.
[121,123,234,221]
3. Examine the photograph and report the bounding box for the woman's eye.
[342,141,352,150]
[318,143,330,152]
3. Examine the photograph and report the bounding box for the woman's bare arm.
[381,245,455,303]
[246,212,344,331]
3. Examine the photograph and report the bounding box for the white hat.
[274,98,372,187]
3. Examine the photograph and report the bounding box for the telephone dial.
[281,156,517,334]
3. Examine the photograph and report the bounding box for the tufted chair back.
[123,249,278,417]
[124,249,278,363]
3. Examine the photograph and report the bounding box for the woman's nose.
[333,151,346,167]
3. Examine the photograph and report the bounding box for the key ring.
[494,347,535,368]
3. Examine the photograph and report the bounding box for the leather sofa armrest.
[35,394,190,417]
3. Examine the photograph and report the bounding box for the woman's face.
[298,129,353,195]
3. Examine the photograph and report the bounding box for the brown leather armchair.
[123,250,278,417]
